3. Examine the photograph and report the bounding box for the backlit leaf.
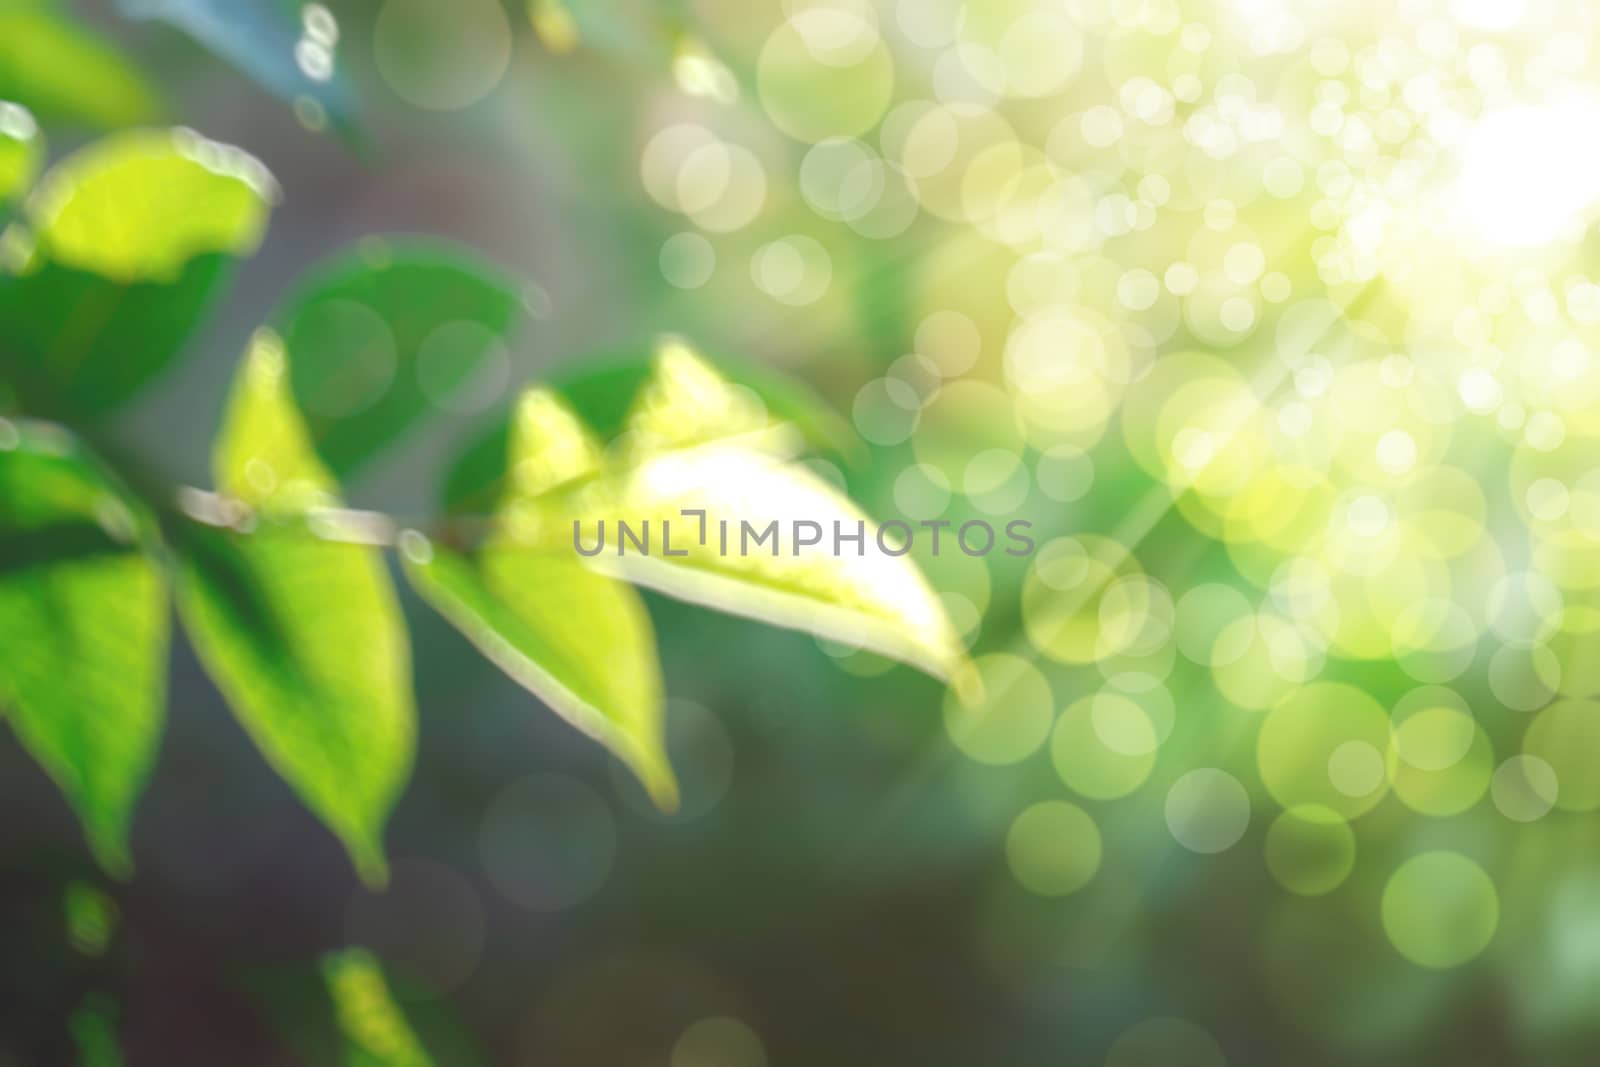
[22,127,275,283]
[594,348,971,686]
[0,5,162,129]
[0,418,166,876]
[0,128,276,416]
[276,238,525,478]
[175,332,413,886]
[405,390,676,809]
[440,336,854,514]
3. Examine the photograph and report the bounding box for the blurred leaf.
[64,880,118,957]
[277,238,525,479]
[19,127,275,283]
[0,128,276,416]
[69,993,122,1067]
[118,0,359,136]
[406,390,675,809]
[175,332,413,887]
[0,4,162,129]
[595,347,970,687]
[441,336,854,513]
[247,958,484,1067]
[0,101,41,215]
[567,337,855,454]
[0,419,166,876]
[322,949,434,1067]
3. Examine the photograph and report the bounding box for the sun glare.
[1453,93,1600,249]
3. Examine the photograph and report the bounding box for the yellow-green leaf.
[322,949,434,1067]
[175,333,413,886]
[213,329,340,515]
[0,129,277,417]
[624,336,788,455]
[18,127,275,283]
[0,101,41,211]
[0,7,162,129]
[0,418,166,876]
[405,390,676,809]
[64,880,118,957]
[599,348,970,685]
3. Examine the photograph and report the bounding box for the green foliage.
[0,100,963,887]
[69,994,123,1067]
[117,0,358,135]
[321,949,435,1067]
[0,2,161,130]
[585,342,971,687]
[415,346,971,805]
[441,338,857,514]
[64,880,118,957]
[174,333,414,887]
[0,419,165,876]
[21,127,273,282]
[405,390,676,809]
[276,239,525,478]
[0,128,275,416]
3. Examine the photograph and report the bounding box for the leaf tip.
[950,658,986,707]
[352,843,390,891]
[634,752,680,814]
[89,837,134,883]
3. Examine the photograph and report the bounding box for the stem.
[172,486,497,551]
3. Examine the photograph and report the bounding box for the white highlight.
[1452,94,1600,249]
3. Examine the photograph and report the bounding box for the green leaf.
[561,336,855,452]
[321,949,435,1067]
[440,336,855,514]
[0,128,276,416]
[276,238,526,479]
[0,4,162,129]
[19,127,275,283]
[117,0,359,137]
[69,993,123,1067]
[594,348,971,687]
[64,880,119,957]
[0,101,41,215]
[405,390,676,809]
[174,332,413,886]
[245,958,485,1067]
[0,418,166,876]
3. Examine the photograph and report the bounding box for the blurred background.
[6,0,1600,1063]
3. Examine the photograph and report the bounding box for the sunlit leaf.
[406,391,676,809]
[276,238,525,479]
[569,337,855,455]
[246,959,486,1067]
[594,348,971,687]
[20,127,275,283]
[0,128,277,416]
[0,5,162,129]
[175,332,413,887]
[0,418,166,876]
[0,101,41,215]
[321,949,434,1067]
[440,336,854,514]
[118,0,359,136]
